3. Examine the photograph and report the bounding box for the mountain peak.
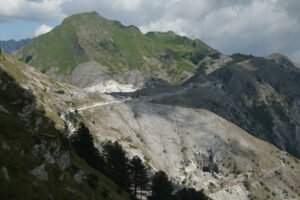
[266,53,296,68]
[15,12,219,87]
[61,11,105,25]
[75,11,103,18]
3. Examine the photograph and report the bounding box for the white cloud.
[0,0,68,21]
[61,0,169,26]
[113,0,142,11]
[34,24,53,36]
[139,0,300,63]
[291,50,300,64]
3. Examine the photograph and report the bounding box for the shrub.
[25,55,32,63]
[243,180,251,191]
[55,90,65,94]
[264,186,271,192]
[102,188,109,199]
[87,173,99,190]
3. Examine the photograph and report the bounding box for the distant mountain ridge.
[14,12,230,89]
[0,38,33,54]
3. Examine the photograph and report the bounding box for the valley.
[0,11,299,200]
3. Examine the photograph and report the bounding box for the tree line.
[71,122,209,200]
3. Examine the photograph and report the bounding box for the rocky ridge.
[1,51,299,200]
[0,38,33,54]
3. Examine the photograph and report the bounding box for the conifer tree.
[149,171,173,200]
[103,141,130,191]
[71,122,106,173]
[173,188,209,200]
[129,156,149,197]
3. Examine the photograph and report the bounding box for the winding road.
[69,98,132,112]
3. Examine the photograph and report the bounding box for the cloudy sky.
[0,0,299,63]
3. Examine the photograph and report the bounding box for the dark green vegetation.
[129,156,149,197]
[243,180,251,191]
[228,53,254,65]
[71,126,148,198]
[149,171,208,200]
[149,171,173,200]
[16,12,217,85]
[0,67,129,199]
[71,122,106,173]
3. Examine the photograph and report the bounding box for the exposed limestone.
[0,104,9,114]
[30,164,48,181]
[85,80,138,93]
[61,112,77,137]
[32,141,70,170]
[76,100,299,199]
[209,185,248,200]
[17,102,35,119]
[2,141,11,151]
[74,170,86,184]
[1,166,10,181]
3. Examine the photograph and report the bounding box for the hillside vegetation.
[15,12,219,86]
[0,51,130,200]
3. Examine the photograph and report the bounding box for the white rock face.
[79,100,289,198]
[85,80,138,93]
[30,164,48,181]
[32,141,70,170]
[209,185,248,200]
[204,54,233,74]
[0,104,9,114]
[74,170,85,184]
[2,141,11,151]
[1,166,10,181]
[61,112,77,137]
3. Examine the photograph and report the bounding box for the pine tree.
[103,141,130,191]
[129,156,149,198]
[149,171,173,200]
[173,188,209,200]
[71,122,106,173]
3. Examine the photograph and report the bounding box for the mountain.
[0,38,33,54]
[0,50,130,200]
[2,47,300,199]
[14,12,230,91]
[141,54,300,159]
[3,11,300,200]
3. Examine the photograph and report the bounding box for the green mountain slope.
[0,51,130,200]
[15,12,218,86]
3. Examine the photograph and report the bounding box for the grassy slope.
[0,51,130,200]
[16,12,218,84]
